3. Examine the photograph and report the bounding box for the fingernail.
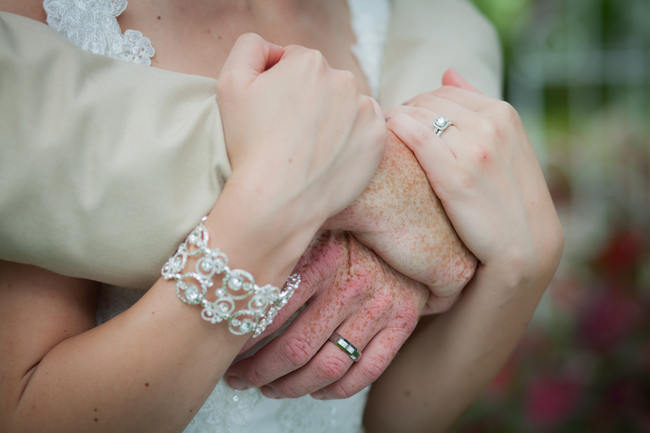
[311,391,326,400]
[384,116,391,122]
[226,375,249,390]
[261,385,279,399]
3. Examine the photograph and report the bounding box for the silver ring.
[328,333,361,362]
[433,116,453,136]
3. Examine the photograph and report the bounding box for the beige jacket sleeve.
[381,0,502,106]
[0,1,501,289]
[0,12,230,288]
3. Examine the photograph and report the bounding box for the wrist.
[206,180,316,287]
[477,252,554,295]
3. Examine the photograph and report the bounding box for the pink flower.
[578,289,643,351]
[595,228,646,277]
[525,376,583,428]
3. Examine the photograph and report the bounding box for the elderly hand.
[325,127,477,313]
[222,83,480,398]
[225,231,428,399]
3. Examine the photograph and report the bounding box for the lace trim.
[43,0,155,65]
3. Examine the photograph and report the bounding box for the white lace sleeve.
[43,0,154,65]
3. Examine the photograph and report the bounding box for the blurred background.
[454,1,650,431]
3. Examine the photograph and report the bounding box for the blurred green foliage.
[458,1,650,432]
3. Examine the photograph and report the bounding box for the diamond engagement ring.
[329,333,361,362]
[433,116,453,136]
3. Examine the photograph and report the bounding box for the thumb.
[220,33,285,86]
[442,68,479,93]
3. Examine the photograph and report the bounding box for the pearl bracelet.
[161,217,300,337]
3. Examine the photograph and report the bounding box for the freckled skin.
[327,130,477,310]
[232,231,428,396]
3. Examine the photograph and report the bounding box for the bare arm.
[363,261,558,433]
[0,31,387,432]
[363,79,564,432]
[0,208,280,433]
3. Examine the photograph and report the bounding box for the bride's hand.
[360,73,563,432]
[215,34,386,262]
[387,70,563,282]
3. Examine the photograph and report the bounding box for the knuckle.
[431,277,465,300]
[495,100,519,122]
[281,335,313,367]
[427,298,454,314]
[333,70,358,95]
[338,69,356,85]
[358,356,387,382]
[242,366,266,388]
[237,32,263,45]
[316,356,349,382]
[328,382,356,399]
[366,293,394,322]
[397,306,420,330]
[276,381,303,398]
[391,304,421,332]
[304,48,325,64]
[343,274,372,303]
[426,291,460,314]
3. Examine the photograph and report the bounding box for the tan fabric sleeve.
[0,12,229,289]
[380,0,503,107]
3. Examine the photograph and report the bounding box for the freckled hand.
[326,129,477,312]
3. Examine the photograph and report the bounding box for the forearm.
[12,281,245,433]
[364,264,554,433]
[6,194,300,433]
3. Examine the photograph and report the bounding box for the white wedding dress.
[43,1,391,432]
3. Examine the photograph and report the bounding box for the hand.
[388,69,563,281]
[325,128,477,312]
[225,231,428,399]
[215,34,386,256]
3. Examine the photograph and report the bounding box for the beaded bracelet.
[161,217,300,337]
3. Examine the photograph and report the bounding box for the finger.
[282,44,331,68]
[225,290,350,389]
[238,232,332,353]
[399,100,479,133]
[432,85,494,112]
[393,106,463,147]
[220,33,284,86]
[260,302,388,398]
[395,104,486,164]
[441,68,479,93]
[423,290,462,314]
[226,237,362,388]
[311,326,412,400]
[387,112,457,188]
